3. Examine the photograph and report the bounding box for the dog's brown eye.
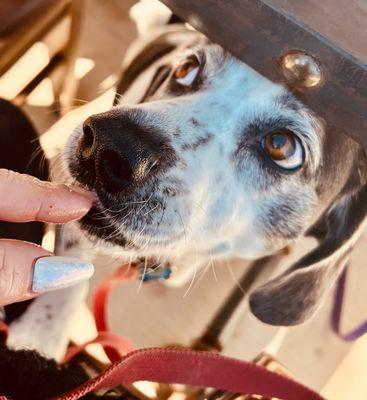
[174,56,200,86]
[261,130,304,170]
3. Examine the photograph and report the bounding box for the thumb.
[0,239,94,306]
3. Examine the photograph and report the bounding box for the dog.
[59,19,367,328]
[1,4,367,399]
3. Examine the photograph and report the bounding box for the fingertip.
[68,185,96,201]
[39,184,94,223]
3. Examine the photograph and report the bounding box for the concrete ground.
[5,0,367,397]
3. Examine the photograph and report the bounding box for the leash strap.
[62,331,134,364]
[53,347,324,400]
[92,264,136,362]
[93,263,137,333]
[0,266,326,400]
[331,266,367,341]
[62,263,136,364]
[0,321,8,343]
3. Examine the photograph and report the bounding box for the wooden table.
[161,0,367,148]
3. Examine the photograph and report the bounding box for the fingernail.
[32,256,94,293]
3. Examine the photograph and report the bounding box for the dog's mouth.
[78,203,132,248]
[72,180,167,250]
[75,186,185,252]
[64,101,184,251]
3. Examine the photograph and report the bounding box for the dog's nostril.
[98,150,134,192]
[105,151,133,182]
[80,124,95,158]
[83,125,94,147]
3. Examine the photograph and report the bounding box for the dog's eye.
[261,130,304,170]
[174,56,200,86]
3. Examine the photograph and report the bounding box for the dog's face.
[64,31,367,325]
[67,42,324,257]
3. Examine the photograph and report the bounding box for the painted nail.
[32,256,94,293]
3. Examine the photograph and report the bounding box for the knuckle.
[0,168,18,185]
[0,244,13,300]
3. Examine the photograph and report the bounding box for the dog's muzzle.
[75,111,161,194]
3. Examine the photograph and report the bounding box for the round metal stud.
[281,50,323,89]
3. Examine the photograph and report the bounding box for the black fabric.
[0,342,139,399]
[0,342,96,400]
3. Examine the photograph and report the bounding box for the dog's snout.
[97,149,134,192]
[77,112,161,194]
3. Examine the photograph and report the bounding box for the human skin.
[0,169,93,305]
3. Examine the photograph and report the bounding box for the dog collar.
[136,258,172,282]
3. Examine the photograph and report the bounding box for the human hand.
[0,169,94,306]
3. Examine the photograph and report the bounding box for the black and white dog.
[2,3,367,399]
[62,22,367,327]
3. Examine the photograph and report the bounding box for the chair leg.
[57,0,86,114]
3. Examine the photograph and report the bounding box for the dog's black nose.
[77,111,161,194]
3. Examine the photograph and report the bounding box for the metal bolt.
[281,50,323,89]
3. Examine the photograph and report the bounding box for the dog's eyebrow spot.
[162,186,182,197]
[190,117,201,127]
[181,132,214,151]
[177,159,188,169]
[173,128,182,138]
[65,239,80,250]
[162,177,188,194]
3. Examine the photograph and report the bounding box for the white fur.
[63,46,323,284]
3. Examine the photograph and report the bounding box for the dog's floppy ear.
[249,184,367,326]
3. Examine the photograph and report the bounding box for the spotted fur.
[61,25,367,325]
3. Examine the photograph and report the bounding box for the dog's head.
[64,28,367,325]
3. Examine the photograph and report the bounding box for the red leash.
[63,263,136,364]
[93,263,137,333]
[56,265,325,400]
[53,347,324,400]
[0,266,326,400]
[62,331,134,364]
[0,321,8,343]
[92,263,137,361]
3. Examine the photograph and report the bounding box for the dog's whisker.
[209,253,218,283]
[187,257,213,295]
[143,203,159,216]
[136,257,148,295]
[182,264,198,299]
[226,259,246,295]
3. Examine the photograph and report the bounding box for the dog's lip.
[79,216,132,249]
[77,203,131,247]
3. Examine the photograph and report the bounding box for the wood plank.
[161,0,367,148]
[272,0,367,64]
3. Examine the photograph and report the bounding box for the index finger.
[0,169,93,223]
